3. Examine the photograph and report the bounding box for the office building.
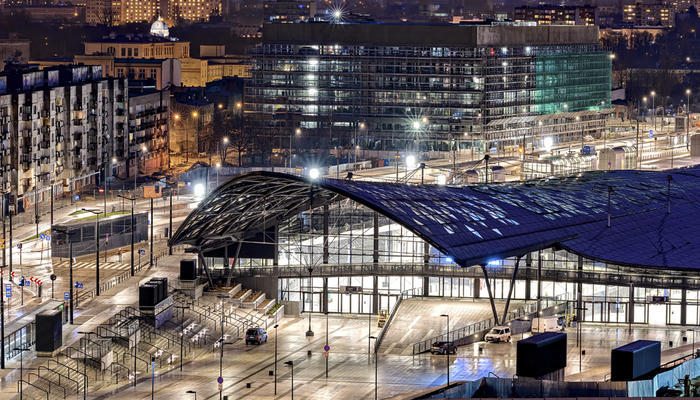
[0,64,126,217]
[245,22,611,155]
[85,0,221,25]
[128,88,170,175]
[84,33,191,60]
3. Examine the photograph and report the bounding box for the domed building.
[150,17,169,38]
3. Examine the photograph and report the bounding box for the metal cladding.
[170,166,700,270]
[516,332,567,378]
[611,340,661,381]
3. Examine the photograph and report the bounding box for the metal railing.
[223,262,700,290]
[412,294,570,355]
[18,379,49,400]
[374,287,423,352]
[38,365,80,394]
[27,372,66,399]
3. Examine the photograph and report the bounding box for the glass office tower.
[246,22,612,155]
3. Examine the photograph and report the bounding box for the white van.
[531,316,563,333]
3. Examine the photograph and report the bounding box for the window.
[121,48,126,57]
[128,48,132,57]
[134,48,139,57]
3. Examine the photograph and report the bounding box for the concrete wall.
[235,275,278,300]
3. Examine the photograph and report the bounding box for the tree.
[212,111,252,166]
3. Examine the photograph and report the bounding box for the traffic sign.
[75,282,83,289]
[649,129,654,138]
[50,274,56,281]
[217,376,223,384]
[40,233,45,240]
[139,249,146,255]
[323,345,330,352]
[64,292,70,300]
[16,243,21,249]
[99,188,104,194]
[74,195,80,201]
[218,383,222,391]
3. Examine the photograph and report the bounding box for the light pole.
[440,314,451,388]
[289,128,301,169]
[325,311,329,378]
[306,266,314,337]
[185,390,196,400]
[78,331,96,399]
[117,194,135,276]
[188,111,198,164]
[14,345,30,397]
[81,209,101,295]
[215,162,220,187]
[273,323,279,395]
[285,360,294,400]
[686,89,692,150]
[369,335,378,400]
[52,227,74,324]
[175,305,189,371]
[651,90,656,133]
[221,137,229,164]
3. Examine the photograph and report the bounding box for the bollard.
[307,350,312,357]
[582,350,585,355]
[670,341,673,347]
[478,346,483,354]
[684,336,688,342]
[269,371,274,376]
[246,382,251,388]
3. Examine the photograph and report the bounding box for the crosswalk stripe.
[52,261,129,270]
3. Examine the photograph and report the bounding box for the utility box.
[36,309,62,356]
[611,340,660,381]
[517,332,567,379]
[180,259,197,281]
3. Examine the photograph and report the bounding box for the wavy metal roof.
[170,166,700,270]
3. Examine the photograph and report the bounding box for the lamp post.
[215,162,221,187]
[117,194,135,276]
[78,331,97,399]
[273,323,279,395]
[14,346,30,398]
[81,209,101,295]
[188,111,198,164]
[285,360,294,400]
[289,128,301,169]
[221,137,229,164]
[306,266,314,337]
[369,335,378,400]
[440,314,451,388]
[686,89,692,150]
[52,227,74,324]
[175,305,189,371]
[651,91,656,133]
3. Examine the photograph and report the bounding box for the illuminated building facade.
[623,2,673,27]
[513,5,598,26]
[246,23,611,154]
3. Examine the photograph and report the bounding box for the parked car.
[245,327,268,345]
[430,341,457,355]
[484,326,511,343]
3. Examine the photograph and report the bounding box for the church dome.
[150,17,169,38]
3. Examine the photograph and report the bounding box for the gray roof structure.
[170,167,700,270]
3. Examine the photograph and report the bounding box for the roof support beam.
[481,264,499,325]
[501,256,521,325]
[198,249,214,290]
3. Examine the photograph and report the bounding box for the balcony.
[40,140,50,149]
[73,132,82,141]
[72,119,83,126]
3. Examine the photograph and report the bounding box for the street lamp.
[215,162,221,187]
[440,314,451,388]
[117,194,135,276]
[686,89,692,150]
[14,346,30,397]
[185,390,196,400]
[369,335,378,400]
[273,324,279,395]
[81,209,101,295]
[221,136,229,164]
[308,168,320,180]
[289,128,302,169]
[651,90,656,133]
[285,360,294,400]
[187,111,199,164]
[52,227,74,323]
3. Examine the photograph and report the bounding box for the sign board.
[39,233,45,240]
[649,129,654,139]
[75,282,84,289]
[74,195,80,201]
[217,376,223,384]
[16,243,21,249]
[139,249,146,255]
[323,345,330,352]
[99,188,104,193]
[64,292,70,300]
[339,285,362,294]
[50,274,56,281]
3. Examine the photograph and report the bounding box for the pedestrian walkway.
[53,260,131,271]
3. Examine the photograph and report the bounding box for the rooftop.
[171,166,700,271]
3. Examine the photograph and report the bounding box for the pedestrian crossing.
[52,260,131,271]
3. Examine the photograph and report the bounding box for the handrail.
[141,323,179,348]
[63,346,99,380]
[120,348,151,372]
[38,365,80,394]
[48,358,89,388]
[411,294,569,355]
[374,287,422,352]
[27,371,67,399]
[110,361,131,385]
[137,341,174,368]
[18,379,49,400]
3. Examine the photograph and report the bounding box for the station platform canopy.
[170,166,700,271]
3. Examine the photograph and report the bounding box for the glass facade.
[245,23,612,154]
